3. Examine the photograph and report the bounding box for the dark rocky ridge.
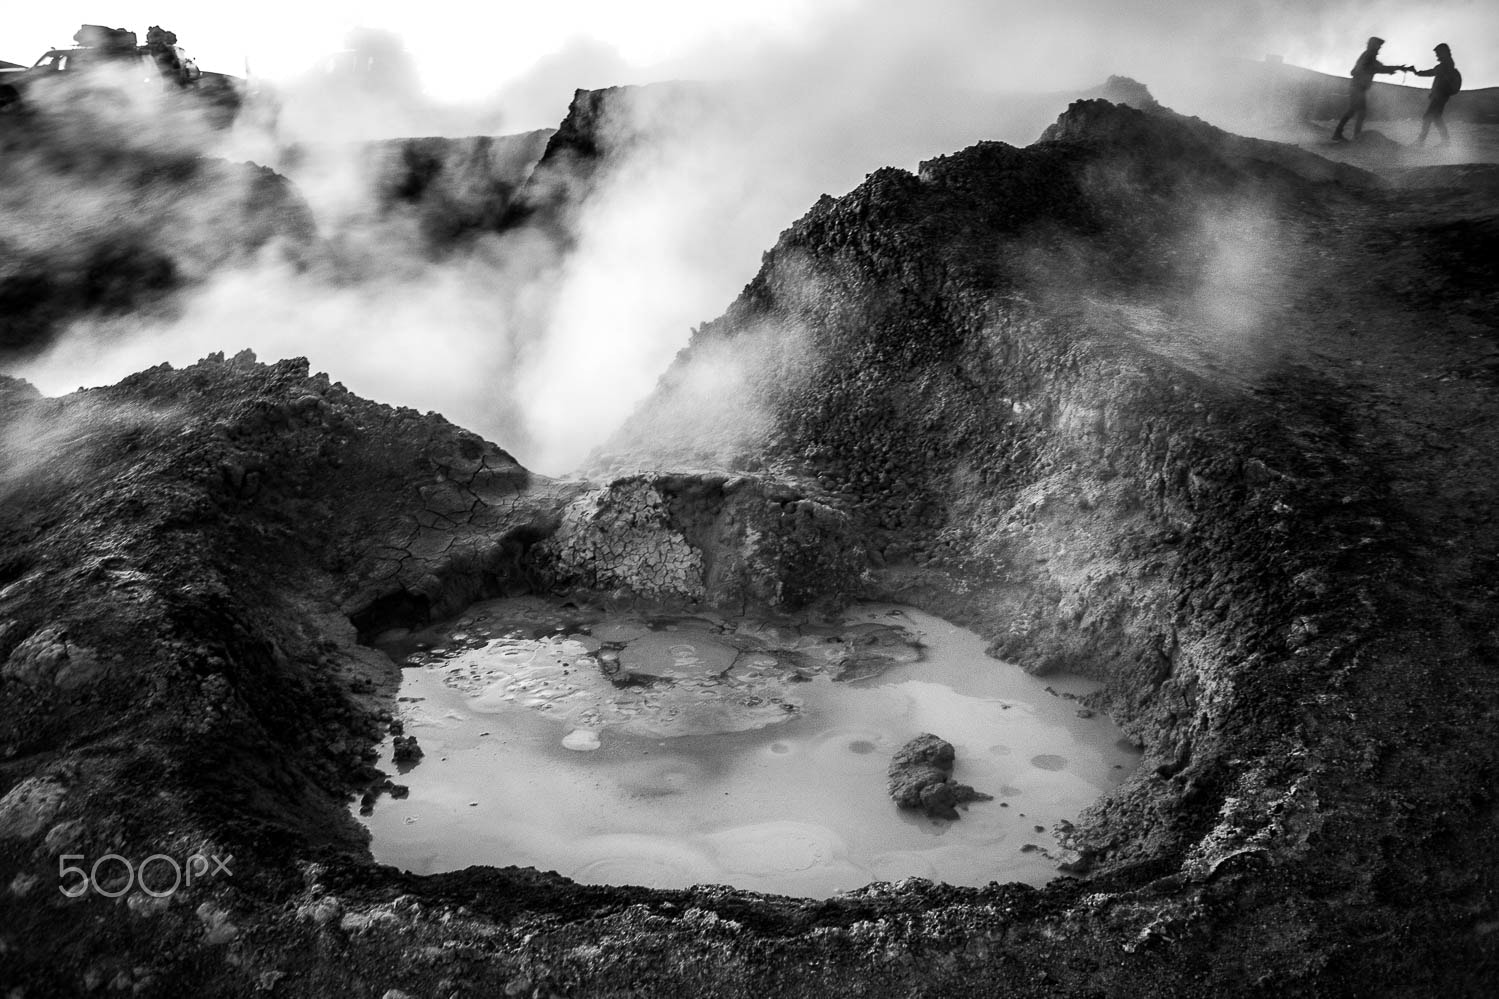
[499,82,721,244]
[364,129,553,249]
[0,96,1496,997]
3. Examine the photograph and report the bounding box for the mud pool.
[358,599,1141,897]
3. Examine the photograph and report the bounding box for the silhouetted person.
[1414,43,1462,146]
[1333,37,1411,141]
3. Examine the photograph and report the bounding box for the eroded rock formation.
[887,733,994,819]
[536,472,868,611]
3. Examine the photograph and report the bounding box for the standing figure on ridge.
[1332,36,1411,142]
[1413,43,1462,146]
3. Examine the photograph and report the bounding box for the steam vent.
[3,73,1499,997]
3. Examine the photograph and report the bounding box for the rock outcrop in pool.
[887,733,994,820]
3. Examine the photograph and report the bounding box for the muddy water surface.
[359,599,1140,897]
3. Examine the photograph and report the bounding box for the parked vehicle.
[0,24,243,127]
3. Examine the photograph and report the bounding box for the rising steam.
[4,0,1494,474]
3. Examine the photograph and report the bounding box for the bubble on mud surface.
[618,631,738,679]
[1030,754,1069,771]
[709,821,846,876]
[593,620,652,644]
[562,728,601,751]
[621,760,705,799]
[809,727,889,774]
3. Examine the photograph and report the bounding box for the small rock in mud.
[887,733,993,819]
[392,735,424,764]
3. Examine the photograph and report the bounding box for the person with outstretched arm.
[1333,36,1412,141]
[1413,43,1462,146]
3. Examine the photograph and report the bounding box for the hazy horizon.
[6,2,1497,134]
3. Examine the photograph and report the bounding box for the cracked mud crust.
[1,95,1497,996]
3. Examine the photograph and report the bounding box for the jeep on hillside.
[0,24,243,127]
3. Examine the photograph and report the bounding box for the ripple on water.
[570,834,716,888]
[867,850,939,883]
[708,821,846,876]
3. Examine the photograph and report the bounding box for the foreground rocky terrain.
[1,90,1497,997]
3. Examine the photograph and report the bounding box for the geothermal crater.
[2,79,1498,998]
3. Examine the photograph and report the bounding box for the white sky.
[5,1,1495,106]
[2,2,854,98]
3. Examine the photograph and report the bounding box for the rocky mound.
[887,733,993,819]
[1,96,1497,997]
[593,97,1499,986]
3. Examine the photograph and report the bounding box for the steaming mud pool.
[359,599,1141,896]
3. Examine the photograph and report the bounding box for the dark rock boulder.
[887,733,993,819]
[391,735,423,764]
